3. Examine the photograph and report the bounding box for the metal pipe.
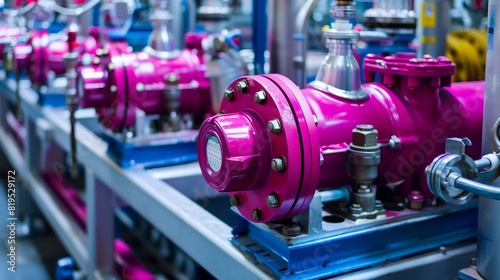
[320,186,350,203]
[170,0,183,49]
[475,158,493,170]
[37,0,100,17]
[447,173,500,200]
[294,0,317,88]
[478,1,500,278]
[2,2,36,17]
[268,0,303,82]
[185,0,196,32]
[415,0,449,57]
[252,0,267,74]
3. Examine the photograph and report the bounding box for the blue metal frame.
[231,205,478,279]
[252,0,267,75]
[103,133,198,169]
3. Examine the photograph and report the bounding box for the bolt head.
[230,195,242,207]
[92,57,100,65]
[253,90,267,104]
[108,63,115,71]
[110,85,117,93]
[352,124,378,147]
[96,48,103,57]
[267,119,282,134]
[251,208,263,221]
[164,73,179,85]
[236,80,249,93]
[271,157,286,172]
[282,223,301,236]
[266,193,279,207]
[224,89,235,101]
[136,83,144,92]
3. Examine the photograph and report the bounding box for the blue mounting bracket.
[103,130,198,169]
[231,204,478,279]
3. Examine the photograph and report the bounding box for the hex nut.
[266,193,279,207]
[271,157,286,172]
[268,119,282,134]
[253,90,267,104]
[224,89,235,101]
[251,208,263,221]
[230,195,242,207]
[282,223,301,236]
[352,124,378,147]
[350,203,362,215]
[236,80,249,93]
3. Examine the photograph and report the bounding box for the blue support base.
[37,92,67,107]
[56,257,76,280]
[231,205,478,279]
[103,132,198,169]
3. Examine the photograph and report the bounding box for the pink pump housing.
[13,27,100,85]
[197,54,484,223]
[78,33,211,130]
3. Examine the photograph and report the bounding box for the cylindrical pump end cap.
[197,112,269,193]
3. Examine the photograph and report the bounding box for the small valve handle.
[445,137,472,155]
[13,0,23,7]
[74,0,86,4]
[67,30,78,53]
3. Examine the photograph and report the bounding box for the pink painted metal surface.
[43,173,155,280]
[25,29,100,85]
[13,41,31,70]
[80,33,211,130]
[197,53,484,222]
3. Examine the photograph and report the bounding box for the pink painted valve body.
[78,33,211,130]
[197,54,484,222]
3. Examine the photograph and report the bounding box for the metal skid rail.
[0,79,270,280]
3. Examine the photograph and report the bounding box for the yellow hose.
[447,30,486,82]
